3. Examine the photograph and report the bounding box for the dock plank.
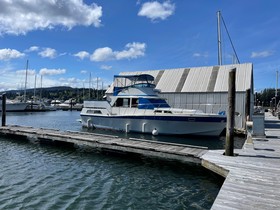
[202,112,280,209]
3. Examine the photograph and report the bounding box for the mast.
[33,74,37,102]
[24,60,29,102]
[97,77,99,100]
[276,70,278,109]
[89,72,91,99]
[40,75,43,101]
[217,11,222,66]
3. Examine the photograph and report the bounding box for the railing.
[111,102,227,116]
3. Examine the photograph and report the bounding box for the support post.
[245,89,251,122]
[1,94,6,126]
[225,68,236,156]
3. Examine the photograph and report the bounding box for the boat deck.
[202,112,280,209]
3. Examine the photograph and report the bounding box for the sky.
[0,0,279,92]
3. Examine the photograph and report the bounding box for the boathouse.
[106,63,254,130]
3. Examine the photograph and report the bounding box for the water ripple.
[0,136,222,210]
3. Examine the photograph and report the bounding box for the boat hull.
[80,114,226,136]
[0,102,29,112]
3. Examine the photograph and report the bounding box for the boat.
[0,100,29,112]
[80,74,226,136]
[58,99,83,111]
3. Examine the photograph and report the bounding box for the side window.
[115,98,123,107]
[123,98,130,107]
[131,98,138,107]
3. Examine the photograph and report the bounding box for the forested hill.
[0,86,105,102]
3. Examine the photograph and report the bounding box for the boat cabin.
[111,97,170,110]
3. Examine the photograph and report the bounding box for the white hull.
[80,113,226,136]
[0,101,29,112]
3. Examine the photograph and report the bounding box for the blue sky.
[0,0,279,92]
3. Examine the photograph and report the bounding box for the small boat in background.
[80,74,226,136]
[0,100,29,112]
[58,99,83,111]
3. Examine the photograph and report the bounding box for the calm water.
[0,111,232,209]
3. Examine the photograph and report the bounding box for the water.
[0,111,232,209]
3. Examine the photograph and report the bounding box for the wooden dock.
[0,125,208,164]
[202,112,280,209]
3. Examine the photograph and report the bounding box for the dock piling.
[1,93,6,126]
[225,68,236,156]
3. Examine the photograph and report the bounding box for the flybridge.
[113,74,156,96]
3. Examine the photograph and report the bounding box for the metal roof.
[106,63,253,93]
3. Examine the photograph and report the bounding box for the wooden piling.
[245,88,251,121]
[225,68,236,156]
[1,93,6,126]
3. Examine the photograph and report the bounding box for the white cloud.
[25,46,39,52]
[39,48,57,59]
[80,70,88,74]
[116,42,146,60]
[101,65,112,70]
[193,52,208,58]
[91,47,114,62]
[39,68,66,76]
[251,51,273,58]
[16,69,36,76]
[74,51,90,60]
[91,42,146,62]
[138,1,175,21]
[0,48,25,61]
[0,1,102,35]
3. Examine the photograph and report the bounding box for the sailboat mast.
[276,70,278,109]
[34,74,37,102]
[217,11,222,66]
[40,75,43,101]
[97,77,99,100]
[24,60,29,102]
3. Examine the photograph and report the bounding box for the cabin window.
[131,98,138,107]
[115,98,123,107]
[123,98,130,107]
[138,98,170,109]
[114,98,131,107]
[86,110,102,114]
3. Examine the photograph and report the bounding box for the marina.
[0,1,279,209]
[1,110,280,209]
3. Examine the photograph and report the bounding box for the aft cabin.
[106,63,254,131]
